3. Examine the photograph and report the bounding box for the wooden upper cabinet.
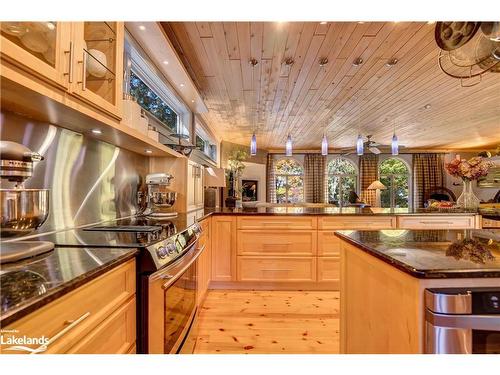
[0,22,72,89]
[70,22,123,119]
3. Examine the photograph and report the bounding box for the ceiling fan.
[341,135,405,155]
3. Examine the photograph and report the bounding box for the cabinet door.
[0,22,71,89]
[187,162,196,210]
[71,22,123,119]
[195,165,204,208]
[211,216,236,281]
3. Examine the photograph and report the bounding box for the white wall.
[444,153,500,202]
[242,162,267,202]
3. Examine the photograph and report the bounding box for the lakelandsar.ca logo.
[1,329,49,354]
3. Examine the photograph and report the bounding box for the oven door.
[425,310,500,353]
[148,241,204,354]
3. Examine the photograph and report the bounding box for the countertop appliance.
[31,214,204,354]
[143,172,178,218]
[425,287,500,353]
[0,141,53,262]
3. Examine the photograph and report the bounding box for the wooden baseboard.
[208,281,338,291]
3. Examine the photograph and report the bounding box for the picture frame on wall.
[242,179,258,201]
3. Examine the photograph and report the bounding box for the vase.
[456,179,480,211]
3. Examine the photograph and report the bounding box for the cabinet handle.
[262,269,292,272]
[77,51,87,91]
[419,221,454,225]
[64,41,74,83]
[31,312,91,354]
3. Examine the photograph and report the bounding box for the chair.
[424,186,457,202]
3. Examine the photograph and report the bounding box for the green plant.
[227,149,247,177]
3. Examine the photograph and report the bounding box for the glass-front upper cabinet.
[71,22,123,119]
[0,22,72,88]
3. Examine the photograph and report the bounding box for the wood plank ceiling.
[162,22,500,151]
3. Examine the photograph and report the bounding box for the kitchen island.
[335,229,500,354]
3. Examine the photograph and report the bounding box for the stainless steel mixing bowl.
[0,189,50,237]
[149,191,177,208]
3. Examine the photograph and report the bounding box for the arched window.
[275,158,304,203]
[379,158,410,208]
[327,158,358,206]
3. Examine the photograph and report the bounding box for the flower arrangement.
[445,156,494,181]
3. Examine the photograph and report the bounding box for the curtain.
[413,153,445,208]
[304,154,326,203]
[266,154,276,203]
[359,154,379,206]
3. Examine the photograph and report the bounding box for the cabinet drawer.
[317,257,340,282]
[317,231,341,256]
[237,257,316,282]
[318,216,396,230]
[397,215,477,229]
[3,260,135,354]
[237,230,317,256]
[66,297,136,354]
[237,216,317,230]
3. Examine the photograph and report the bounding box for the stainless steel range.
[34,215,205,354]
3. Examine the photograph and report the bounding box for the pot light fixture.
[179,83,185,87]
[320,21,328,25]
[285,134,293,156]
[163,60,169,65]
[91,129,102,135]
[319,57,329,67]
[145,149,153,154]
[356,134,364,156]
[352,57,363,67]
[139,25,146,31]
[386,58,398,67]
[424,103,431,109]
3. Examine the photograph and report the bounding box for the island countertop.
[199,206,481,218]
[335,229,500,279]
[0,247,138,326]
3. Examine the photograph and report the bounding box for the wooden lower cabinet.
[237,257,316,282]
[317,257,340,283]
[1,259,136,354]
[237,230,317,256]
[197,218,211,305]
[211,216,236,281]
[397,215,478,229]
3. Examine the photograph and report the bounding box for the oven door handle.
[160,243,206,290]
[426,309,500,331]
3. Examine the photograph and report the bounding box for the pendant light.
[249,58,259,156]
[391,119,399,156]
[356,134,364,156]
[250,133,257,156]
[285,134,293,156]
[321,134,328,156]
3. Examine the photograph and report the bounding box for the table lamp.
[367,180,387,207]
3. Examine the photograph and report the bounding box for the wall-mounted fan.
[341,135,405,156]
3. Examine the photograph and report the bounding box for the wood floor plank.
[194,290,339,354]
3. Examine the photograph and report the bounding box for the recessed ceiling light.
[91,129,102,135]
[385,58,398,67]
[163,60,169,65]
[46,22,56,31]
[352,57,364,66]
[145,149,153,154]
[320,21,328,25]
[191,99,195,103]
[138,25,146,31]
[427,21,436,25]
[424,104,432,109]
[358,21,365,24]
[179,83,185,87]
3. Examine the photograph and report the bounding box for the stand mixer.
[0,141,53,263]
[142,173,178,218]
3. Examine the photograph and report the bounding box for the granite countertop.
[335,229,500,279]
[199,207,481,217]
[0,247,137,326]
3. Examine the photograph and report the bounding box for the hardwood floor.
[194,290,339,354]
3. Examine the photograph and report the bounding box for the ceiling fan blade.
[369,146,382,154]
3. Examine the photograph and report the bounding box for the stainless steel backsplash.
[0,111,149,233]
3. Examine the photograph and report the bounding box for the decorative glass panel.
[1,22,58,67]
